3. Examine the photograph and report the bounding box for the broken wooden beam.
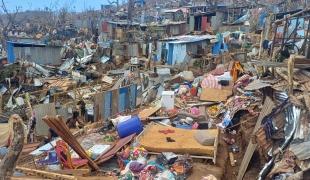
[15,166,76,180]
[237,97,275,180]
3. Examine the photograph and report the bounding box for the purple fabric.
[129,161,146,173]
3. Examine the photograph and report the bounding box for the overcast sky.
[2,0,110,12]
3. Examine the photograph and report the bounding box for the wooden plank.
[0,94,2,114]
[10,176,51,180]
[76,177,115,180]
[16,166,75,180]
[138,105,161,121]
[229,152,236,167]
[101,76,113,84]
[104,91,112,120]
[288,56,295,94]
[94,93,103,122]
[237,97,275,180]
[51,169,90,176]
[101,92,106,121]
[148,151,214,160]
[33,103,56,136]
[111,89,119,116]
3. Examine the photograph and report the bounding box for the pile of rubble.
[1,1,310,180]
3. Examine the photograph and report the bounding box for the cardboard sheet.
[139,123,218,156]
[200,87,232,102]
[0,123,9,147]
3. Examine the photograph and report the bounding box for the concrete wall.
[13,46,62,65]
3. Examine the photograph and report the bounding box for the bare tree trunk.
[0,114,24,180]
[1,30,8,51]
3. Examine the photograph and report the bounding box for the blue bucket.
[117,116,143,138]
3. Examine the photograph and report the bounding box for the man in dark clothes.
[77,100,86,122]
[66,111,84,129]
[42,128,58,145]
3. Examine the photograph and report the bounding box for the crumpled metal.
[258,92,301,180]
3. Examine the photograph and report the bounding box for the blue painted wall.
[7,42,15,63]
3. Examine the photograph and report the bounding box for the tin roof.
[163,34,216,44]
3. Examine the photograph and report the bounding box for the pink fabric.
[201,74,222,89]
[190,107,200,116]
[192,122,199,129]
[211,64,225,76]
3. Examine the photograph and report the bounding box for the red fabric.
[201,16,208,32]
[158,129,175,134]
[7,134,12,147]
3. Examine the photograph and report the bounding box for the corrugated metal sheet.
[156,42,162,61]
[129,84,137,109]
[171,43,187,65]
[164,34,215,44]
[119,86,129,113]
[94,84,138,121]
[34,103,56,136]
[169,25,181,35]
[128,43,139,57]
[258,92,301,179]
[189,15,195,31]
[168,43,174,65]
[8,41,62,65]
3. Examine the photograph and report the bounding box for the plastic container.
[117,116,143,138]
[161,91,175,110]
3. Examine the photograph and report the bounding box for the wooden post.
[25,93,32,115]
[288,55,296,95]
[258,29,264,58]
[0,94,2,114]
[280,18,289,52]
[271,22,278,75]
[0,114,25,179]
[270,23,277,59]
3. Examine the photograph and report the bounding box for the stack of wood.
[43,116,99,171]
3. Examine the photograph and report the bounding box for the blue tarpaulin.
[212,33,228,55]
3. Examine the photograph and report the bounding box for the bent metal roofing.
[163,34,216,44]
